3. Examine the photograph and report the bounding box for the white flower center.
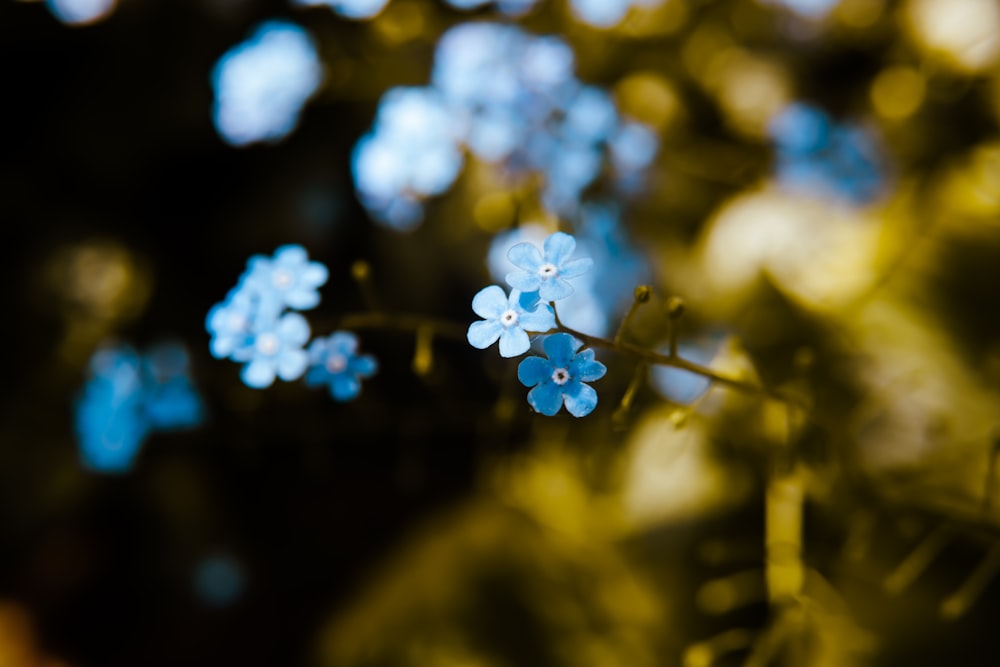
[272,268,294,290]
[500,309,519,327]
[539,263,558,278]
[325,353,347,373]
[256,332,280,356]
[551,367,570,385]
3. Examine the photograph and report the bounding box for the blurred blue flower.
[211,20,323,146]
[142,342,205,430]
[517,333,606,417]
[352,87,464,230]
[506,231,593,302]
[239,313,311,389]
[761,0,840,18]
[45,0,117,25]
[75,342,204,475]
[443,0,539,14]
[206,286,258,362]
[207,245,328,389]
[351,22,658,229]
[305,331,378,401]
[243,244,328,312]
[75,346,148,474]
[291,0,390,19]
[467,285,555,357]
[768,102,885,205]
[569,0,664,28]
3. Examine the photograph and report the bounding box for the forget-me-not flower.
[517,333,607,417]
[243,243,328,312]
[768,102,885,205]
[305,331,378,401]
[75,342,204,474]
[206,286,259,361]
[506,231,594,302]
[291,0,390,19]
[206,244,327,389]
[211,21,323,146]
[240,312,311,389]
[467,285,555,357]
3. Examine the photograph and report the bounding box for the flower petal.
[471,285,508,319]
[507,242,543,272]
[284,288,321,310]
[528,383,564,416]
[559,257,593,278]
[277,349,308,381]
[538,278,574,302]
[543,231,576,265]
[274,244,307,265]
[277,313,311,345]
[543,333,580,367]
[517,356,552,387]
[331,375,361,401]
[570,348,607,382]
[467,319,504,349]
[499,326,531,357]
[351,355,378,378]
[241,359,276,389]
[300,262,329,288]
[518,303,556,332]
[506,271,542,293]
[329,331,359,355]
[562,382,598,417]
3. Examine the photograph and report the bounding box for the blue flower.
[243,244,328,312]
[211,21,323,146]
[75,346,149,473]
[467,285,555,357]
[239,312,311,389]
[517,333,607,417]
[75,341,204,474]
[305,331,378,401]
[505,231,594,302]
[291,0,390,20]
[206,286,257,361]
[142,342,205,430]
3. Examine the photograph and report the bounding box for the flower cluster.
[206,244,326,389]
[568,0,665,28]
[75,341,203,474]
[353,22,658,230]
[768,102,886,205]
[211,20,323,147]
[469,231,606,417]
[206,245,378,400]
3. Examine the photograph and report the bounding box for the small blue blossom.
[467,285,555,357]
[207,244,328,389]
[75,346,148,473]
[305,331,378,401]
[240,312,311,389]
[291,0,390,20]
[141,342,204,430]
[211,21,323,146]
[75,342,204,474]
[206,286,258,361]
[45,0,117,26]
[505,231,593,302]
[517,333,607,417]
[243,244,328,312]
[767,102,886,205]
